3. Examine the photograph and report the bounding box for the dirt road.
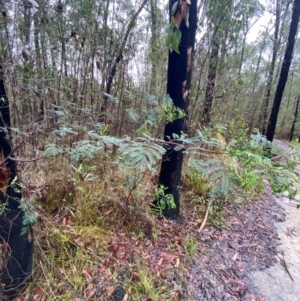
[248,140,300,301]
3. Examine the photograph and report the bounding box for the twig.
[198,200,212,234]
[278,252,294,281]
[8,155,51,163]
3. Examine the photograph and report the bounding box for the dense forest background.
[0,0,300,300]
[0,0,299,140]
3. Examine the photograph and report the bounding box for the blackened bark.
[280,71,294,128]
[260,0,281,135]
[0,66,33,299]
[266,0,300,142]
[202,39,219,126]
[157,0,197,219]
[289,96,300,142]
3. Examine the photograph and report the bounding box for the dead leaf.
[85,284,95,299]
[74,236,85,247]
[232,252,238,261]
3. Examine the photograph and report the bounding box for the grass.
[13,134,286,300]
[15,154,193,300]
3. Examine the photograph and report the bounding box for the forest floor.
[20,140,300,301]
[184,139,300,300]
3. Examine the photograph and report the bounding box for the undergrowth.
[8,119,300,300]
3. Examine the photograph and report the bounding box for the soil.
[185,140,300,300]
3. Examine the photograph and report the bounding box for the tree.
[266,0,300,142]
[201,0,262,125]
[260,0,282,135]
[0,65,33,299]
[155,0,197,219]
[289,95,300,141]
[100,0,148,121]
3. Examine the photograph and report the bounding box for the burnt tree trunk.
[266,0,300,142]
[156,0,197,219]
[0,65,33,300]
[260,0,281,135]
[289,96,300,142]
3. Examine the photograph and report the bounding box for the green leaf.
[171,1,178,15]
[173,29,182,53]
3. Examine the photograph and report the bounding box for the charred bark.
[266,0,300,142]
[260,0,281,135]
[289,96,300,142]
[156,0,197,219]
[0,66,33,300]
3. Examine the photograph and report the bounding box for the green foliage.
[186,131,300,210]
[118,140,166,173]
[71,164,97,193]
[184,237,198,256]
[183,168,211,198]
[19,203,37,235]
[127,94,186,136]
[152,185,176,215]
[166,17,182,53]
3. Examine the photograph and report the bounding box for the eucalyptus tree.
[260,0,283,135]
[266,0,300,142]
[247,33,268,133]
[201,0,262,126]
[201,0,231,126]
[100,0,148,121]
[155,0,197,219]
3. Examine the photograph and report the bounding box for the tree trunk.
[156,0,197,219]
[260,0,281,135]
[150,0,158,94]
[274,0,293,84]
[202,39,219,126]
[280,71,294,128]
[100,0,148,121]
[266,0,300,142]
[57,0,68,77]
[0,65,33,300]
[289,96,300,142]
[34,11,45,120]
[248,35,267,134]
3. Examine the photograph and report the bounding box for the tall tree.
[156,0,197,219]
[201,0,226,126]
[260,0,281,135]
[0,65,33,299]
[266,0,300,142]
[100,0,148,121]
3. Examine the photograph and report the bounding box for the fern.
[118,141,165,173]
